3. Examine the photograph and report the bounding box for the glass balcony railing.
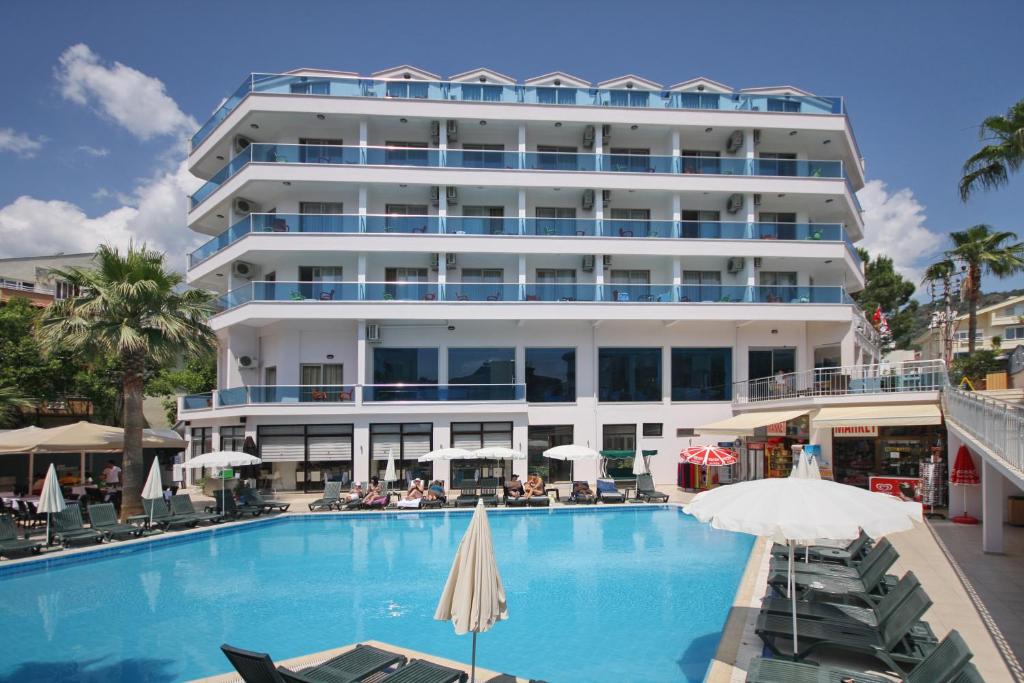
[525,218,598,237]
[364,215,440,234]
[445,216,519,236]
[214,281,851,312]
[605,219,676,238]
[218,385,356,406]
[189,143,849,209]
[187,383,528,410]
[181,392,213,411]
[192,74,844,150]
[364,384,525,402]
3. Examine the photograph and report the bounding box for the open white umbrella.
[183,451,262,516]
[542,444,600,461]
[435,499,508,682]
[37,464,65,546]
[141,458,164,527]
[384,448,398,491]
[472,447,525,460]
[684,477,921,654]
[418,448,476,462]
[631,448,649,476]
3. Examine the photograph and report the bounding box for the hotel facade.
[179,65,878,490]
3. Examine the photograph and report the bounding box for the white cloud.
[77,145,109,157]
[0,127,46,158]
[55,43,197,140]
[857,179,945,285]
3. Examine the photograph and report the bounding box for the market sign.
[766,422,787,437]
[833,425,879,437]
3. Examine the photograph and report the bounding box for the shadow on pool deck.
[0,656,177,683]
[678,629,731,683]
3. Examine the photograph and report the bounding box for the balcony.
[733,359,948,406]
[180,383,526,412]
[213,281,851,312]
[188,143,848,209]
[192,74,845,150]
[188,212,856,268]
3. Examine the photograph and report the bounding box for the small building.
[915,294,1024,360]
[0,252,94,307]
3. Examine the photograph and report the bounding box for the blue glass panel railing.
[751,158,843,178]
[601,153,675,174]
[525,218,598,237]
[679,156,744,175]
[363,384,524,402]
[251,143,361,165]
[749,286,848,304]
[445,149,519,170]
[276,213,362,234]
[746,222,845,240]
[190,147,252,207]
[220,385,356,404]
[191,74,845,151]
[181,392,213,410]
[601,284,676,302]
[606,219,675,238]
[523,151,598,172]
[446,216,519,236]
[444,283,521,302]
[363,282,441,301]
[522,283,598,302]
[364,146,441,167]
[679,221,748,239]
[364,215,440,234]
[678,285,750,303]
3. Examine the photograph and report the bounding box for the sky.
[0,0,1022,297]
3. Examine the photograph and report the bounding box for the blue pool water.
[0,508,752,682]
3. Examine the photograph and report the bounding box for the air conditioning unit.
[726,257,745,274]
[753,257,762,268]
[582,255,595,272]
[430,186,440,206]
[430,121,441,145]
[233,135,253,154]
[232,261,255,279]
[234,197,258,216]
[582,189,595,210]
[602,190,611,207]
[582,125,596,149]
[366,323,382,343]
[602,255,613,267]
[446,119,458,142]
[726,130,743,153]
[446,253,457,269]
[430,253,440,271]
[237,355,257,369]
[446,186,458,205]
[726,193,744,214]
[601,124,612,144]
[753,193,762,206]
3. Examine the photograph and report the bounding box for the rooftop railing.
[181,383,526,411]
[191,73,845,150]
[213,281,851,312]
[734,359,948,405]
[188,143,849,209]
[942,388,1024,476]
[188,213,856,268]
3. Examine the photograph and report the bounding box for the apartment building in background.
[178,65,877,489]
[915,294,1024,361]
[0,253,92,307]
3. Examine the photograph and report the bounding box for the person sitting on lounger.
[506,474,525,499]
[404,479,424,500]
[362,477,385,505]
[346,483,363,502]
[571,481,593,500]
[425,480,445,501]
[523,474,545,497]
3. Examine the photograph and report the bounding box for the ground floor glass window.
[527,425,574,482]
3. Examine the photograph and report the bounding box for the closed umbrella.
[789,449,822,562]
[37,464,65,546]
[684,477,921,654]
[631,448,649,476]
[384,448,398,491]
[949,445,980,525]
[435,499,508,682]
[141,458,164,527]
[183,451,262,516]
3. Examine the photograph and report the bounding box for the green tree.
[36,244,216,517]
[851,248,919,349]
[960,99,1024,201]
[0,384,32,427]
[147,351,217,425]
[951,349,1002,387]
[924,225,1024,353]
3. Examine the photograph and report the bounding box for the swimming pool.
[0,507,753,682]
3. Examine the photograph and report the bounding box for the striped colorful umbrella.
[680,445,738,467]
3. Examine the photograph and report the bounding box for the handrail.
[182,383,528,410]
[734,359,948,404]
[942,388,1024,476]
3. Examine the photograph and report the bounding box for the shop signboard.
[766,421,787,437]
[869,476,922,502]
[833,425,879,437]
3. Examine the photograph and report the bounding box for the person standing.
[104,460,122,486]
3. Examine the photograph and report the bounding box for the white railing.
[735,359,948,404]
[943,388,1024,476]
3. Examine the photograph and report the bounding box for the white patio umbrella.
[541,444,600,461]
[472,447,526,460]
[183,451,262,516]
[384,448,398,491]
[418,447,476,462]
[37,464,65,546]
[789,450,821,563]
[684,477,921,655]
[141,458,164,527]
[435,499,508,683]
[631,448,649,475]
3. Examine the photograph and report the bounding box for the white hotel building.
[179,65,878,491]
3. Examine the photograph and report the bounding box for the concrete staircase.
[977,388,1024,406]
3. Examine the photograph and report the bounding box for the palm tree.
[36,244,216,517]
[959,99,1024,201]
[924,225,1024,353]
[0,384,32,427]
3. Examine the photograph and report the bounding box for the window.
[528,425,574,483]
[672,348,732,401]
[609,269,651,302]
[370,423,432,481]
[461,269,504,283]
[1005,326,1024,341]
[461,84,503,102]
[681,150,721,174]
[190,427,211,457]
[255,424,355,493]
[461,143,505,169]
[766,98,801,113]
[53,280,78,300]
[681,271,722,302]
[448,348,515,389]
[534,207,577,236]
[759,152,798,176]
[678,92,720,110]
[264,366,277,386]
[220,426,245,452]
[608,148,651,172]
[534,268,577,301]
[609,208,653,237]
[760,271,798,302]
[461,206,507,234]
[451,421,513,484]
[680,210,722,238]
[297,266,343,300]
[290,79,330,95]
[535,145,578,170]
[599,348,662,401]
[384,141,429,166]
[299,363,344,401]
[642,423,663,437]
[385,81,429,98]
[676,428,696,437]
[748,348,796,380]
[609,90,650,107]
[373,348,438,383]
[536,87,577,105]
[298,138,345,163]
[955,330,986,341]
[299,202,345,232]
[602,424,636,479]
[384,267,429,300]
[526,347,576,402]
[757,212,798,240]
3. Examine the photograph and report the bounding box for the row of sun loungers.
[746,532,981,682]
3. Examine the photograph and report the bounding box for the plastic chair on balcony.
[422,292,436,301]
[456,292,470,301]
[618,228,634,237]
[412,225,428,234]
[318,289,335,301]
[271,218,289,232]
[486,291,502,301]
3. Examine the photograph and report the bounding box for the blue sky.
[0,0,1022,294]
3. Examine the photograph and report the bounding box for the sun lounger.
[568,481,596,504]
[756,583,936,670]
[503,485,528,507]
[634,474,669,503]
[769,538,897,580]
[374,659,468,683]
[144,497,201,529]
[170,494,223,524]
[745,629,972,683]
[455,486,479,508]
[596,479,625,503]
[221,642,406,683]
[771,529,872,564]
[478,479,500,507]
[209,490,262,518]
[241,488,290,513]
[87,503,145,540]
[528,495,550,507]
[0,515,41,557]
[767,545,898,602]
[308,481,343,511]
[52,505,105,546]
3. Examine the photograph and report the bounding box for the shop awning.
[694,410,809,436]
[812,404,942,428]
